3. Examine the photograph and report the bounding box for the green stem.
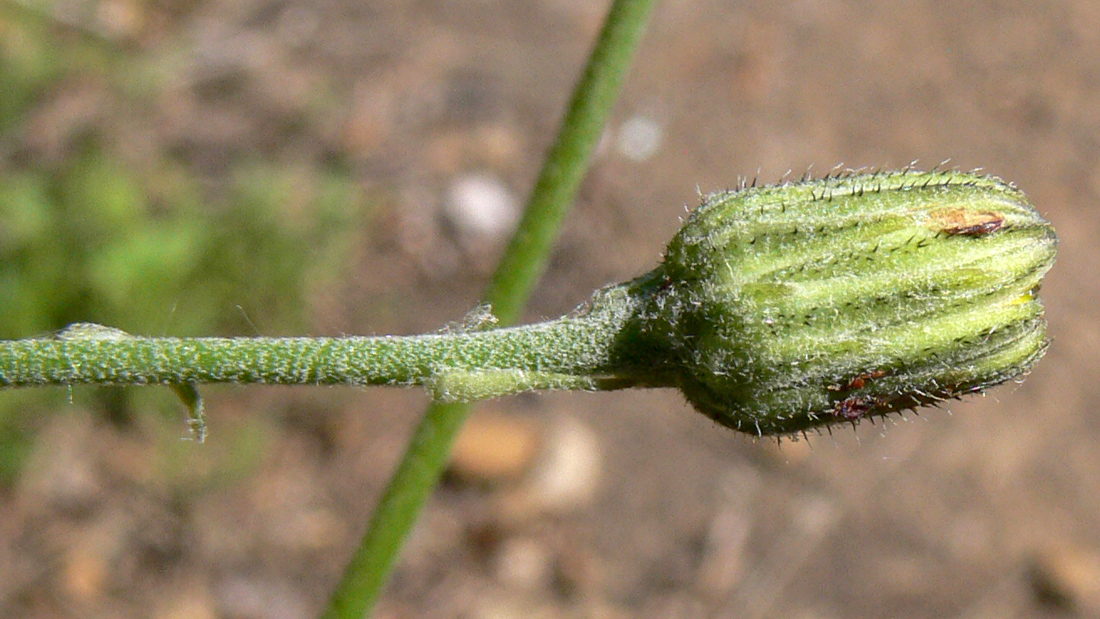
[483,0,656,325]
[0,285,647,398]
[320,1,657,617]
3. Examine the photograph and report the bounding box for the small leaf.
[172,382,206,443]
[55,323,208,441]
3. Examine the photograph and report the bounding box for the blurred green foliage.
[0,152,367,337]
[0,3,370,482]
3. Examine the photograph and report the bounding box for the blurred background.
[0,0,1097,617]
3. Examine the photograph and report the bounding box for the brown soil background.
[4,1,1100,618]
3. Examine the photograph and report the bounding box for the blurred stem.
[319,1,657,617]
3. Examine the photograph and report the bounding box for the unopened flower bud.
[628,169,1057,435]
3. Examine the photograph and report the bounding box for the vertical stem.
[319,1,658,617]
[483,0,656,325]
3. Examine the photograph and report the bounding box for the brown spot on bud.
[930,209,1004,237]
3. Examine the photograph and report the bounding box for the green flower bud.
[630,169,1057,435]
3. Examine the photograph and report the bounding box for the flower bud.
[634,170,1057,435]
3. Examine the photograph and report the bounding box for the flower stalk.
[0,169,1058,439]
[0,287,642,398]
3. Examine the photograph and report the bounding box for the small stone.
[498,415,602,520]
[449,411,542,483]
[615,115,663,162]
[443,173,519,241]
[494,536,553,592]
[1029,543,1100,612]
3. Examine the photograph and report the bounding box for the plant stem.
[0,285,646,399]
[320,1,656,617]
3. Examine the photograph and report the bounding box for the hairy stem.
[0,286,645,398]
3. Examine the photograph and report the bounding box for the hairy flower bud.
[630,169,1057,435]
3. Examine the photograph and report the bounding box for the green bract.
[627,169,1057,435]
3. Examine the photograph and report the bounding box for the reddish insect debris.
[831,395,881,420]
[949,218,1003,236]
[829,369,888,392]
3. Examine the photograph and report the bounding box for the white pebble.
[498,415,602,520]
[444,173,520,240]
[615,115,663,162]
